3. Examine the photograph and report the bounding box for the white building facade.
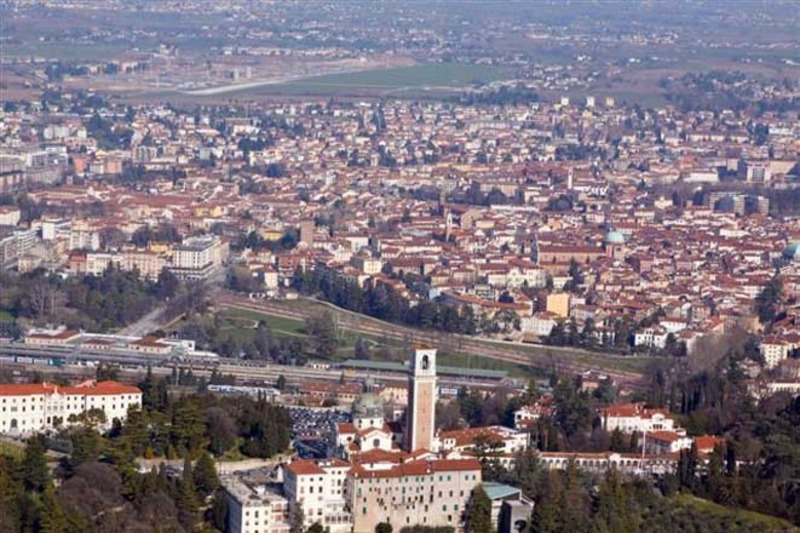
[0,380,142,434]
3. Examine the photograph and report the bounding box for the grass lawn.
[3,42,130,62]
[672,495,798,530]
[221,308,306,336]
[217,307,395,360]
[438,351,540,378]
[237,63,515,98]
[0,440,25,460]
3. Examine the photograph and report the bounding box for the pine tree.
[464,485,493,533]
[193,452,220,499]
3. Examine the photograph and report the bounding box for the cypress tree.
[464,485,493,533]
[22,435,49,492]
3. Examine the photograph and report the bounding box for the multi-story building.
[169,235,226,279]
[601,403,678,434]
[284,459,353,533]
[348,457,482,533]
[120,250,166,280]
[223,475,290,533]
[0,380,142,434]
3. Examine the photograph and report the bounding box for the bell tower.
[405,345,437,451]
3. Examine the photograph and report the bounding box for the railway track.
[217,295,647,387]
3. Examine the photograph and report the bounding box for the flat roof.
[483,482,522,501]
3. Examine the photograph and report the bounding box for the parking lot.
[289,406,350,459]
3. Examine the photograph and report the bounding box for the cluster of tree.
[0,192,44,223]
[544,316,635,353]
[86,113,134,150]
[291,268,480,335]
[453,84,540,107]
[113,165,187,187]
[480,447,797,533]
[0,432,229,532]
[131,222,183,247]
[555,143,609,162]
[0,265,180,332]
[44,61,91,81]
[174,315,310,364]
[137,368,291,459]
[234,229,299,253]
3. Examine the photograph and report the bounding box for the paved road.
[118,266,226,337]
[217,294,648,387]
[117,305,166,337]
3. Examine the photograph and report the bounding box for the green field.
[671,495,799,531]
[234,63,515,98]
[2,43,132,62]
[214,302,654,378]
[217,307,404,360]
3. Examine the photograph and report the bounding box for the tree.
[205,407,237,456]
[354,337,371,360]
[210,490,229,531]
[155,269,180,299]
[290,501,305,533]
[464,485,492,533]
[39,486,68,533]
[305,311,338,359]
[22,434,50,492]
[307,523,325,533]
[276,375,288,391]
[176,456,200,530]
[755,276,783,324]
[193,452,219,499]
[376,522,394,533]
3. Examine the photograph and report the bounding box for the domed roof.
[783,242,800,258]
[604,230,625,245]
[352,393,383,419]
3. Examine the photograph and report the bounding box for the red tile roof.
[0,380,140,397]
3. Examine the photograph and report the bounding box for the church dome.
[604,230,625,245]
[352,393,383,419]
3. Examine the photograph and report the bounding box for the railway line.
[217,294,648,387]
[0,342,503,390]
